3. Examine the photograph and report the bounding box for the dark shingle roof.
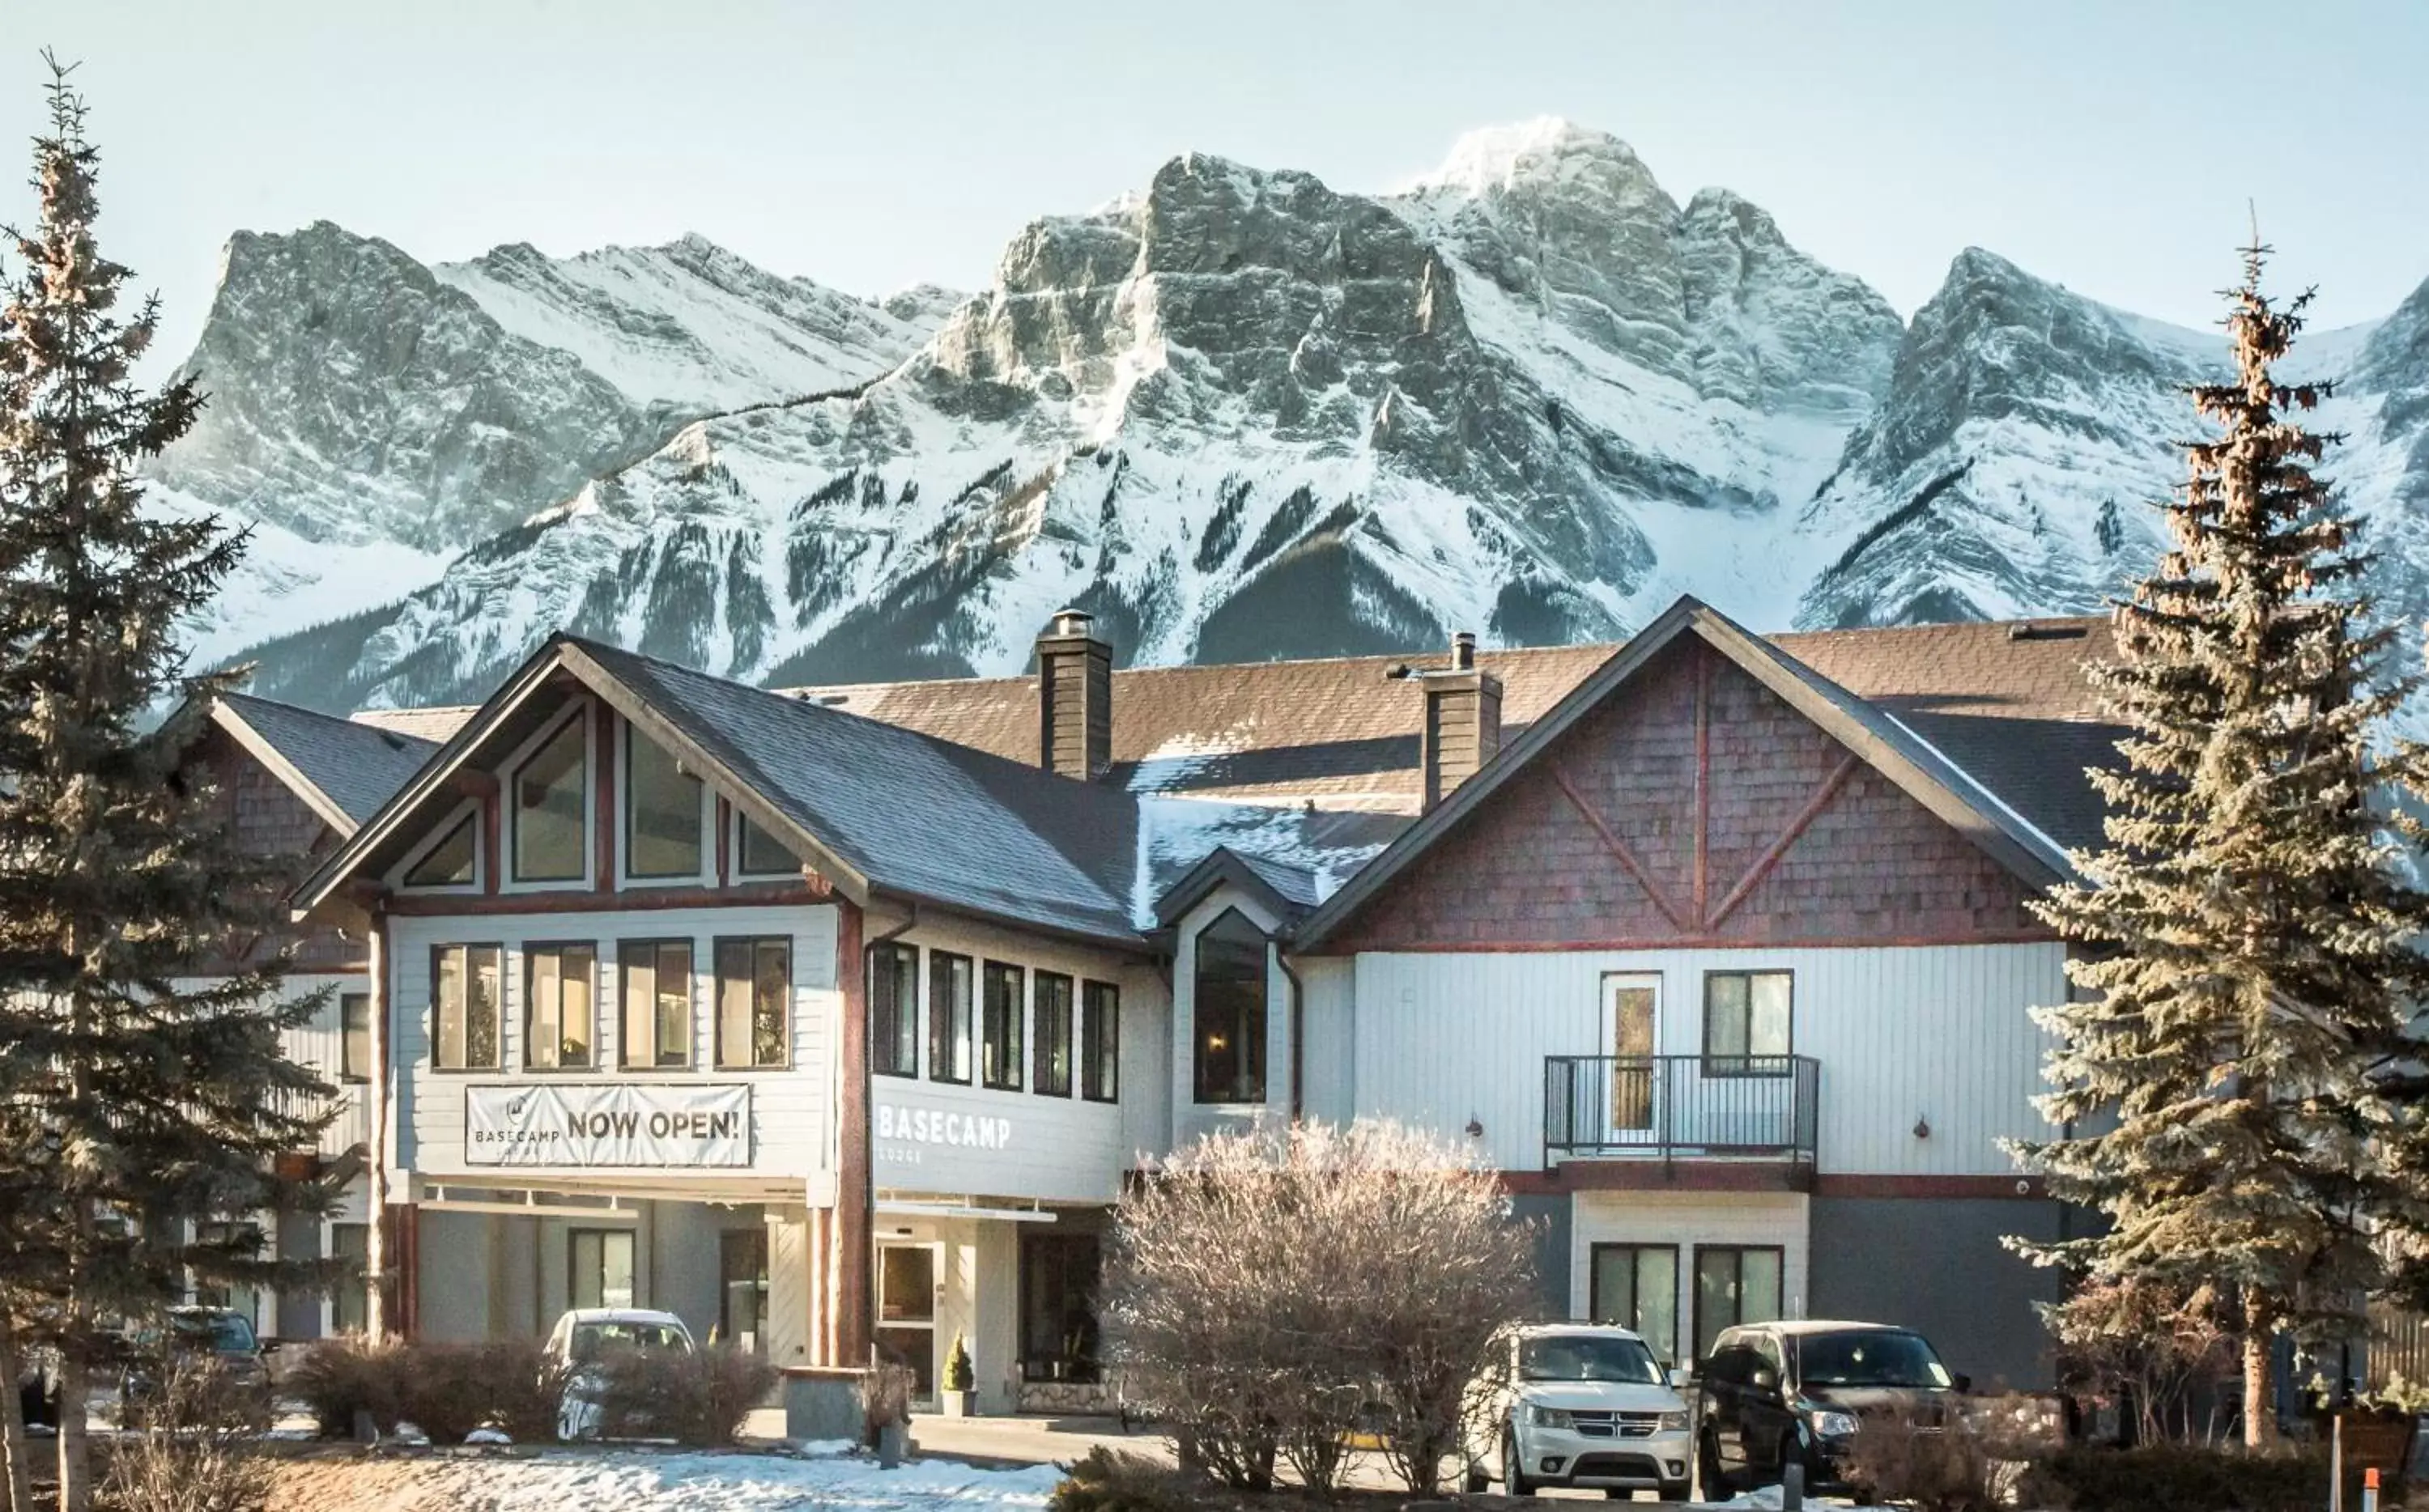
[218,691,440,829]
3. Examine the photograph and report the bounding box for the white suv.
[1469,1324,1693,1500]
[545,1307,696,1441]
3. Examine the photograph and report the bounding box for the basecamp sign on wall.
[466,1083,752,1167]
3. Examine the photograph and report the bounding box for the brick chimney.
[1036,609,1113,780]
[1420,631,1502,811]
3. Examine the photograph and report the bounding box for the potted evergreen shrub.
[941,1333,976,1418]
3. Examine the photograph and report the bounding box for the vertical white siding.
[392,903,839,1179]
[1296,957,1357,1126]
[1348,943,2066,1176]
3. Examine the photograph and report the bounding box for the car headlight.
[1807,1408,1859,1439]
[1657,1410,1689,1433]
[1525,1404,1575,1429]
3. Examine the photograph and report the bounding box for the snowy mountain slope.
[229,125,1914,711]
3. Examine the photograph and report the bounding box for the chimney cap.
[1045,608,1098,639]
[1450,631,1476,671]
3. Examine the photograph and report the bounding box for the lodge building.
[201,595,2122,1406]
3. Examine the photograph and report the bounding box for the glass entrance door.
[719,1230,768,1353]
[875,1243,941,1398]
[1605,975,1661,1139]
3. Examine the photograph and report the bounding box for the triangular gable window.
[406,813,476,887]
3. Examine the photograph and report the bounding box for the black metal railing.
[1543,1055,1819,1163]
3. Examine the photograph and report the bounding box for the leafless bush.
[864,1361,913,1444]
[1102,1118,1538,1494]
[594,1344,777,1446]
[285,1339,403,1438]
[1845,1399,2057,1512]
[99,1355,273,1512]
[2042,1278,2235,1444]
[1050,1446,1216,1512]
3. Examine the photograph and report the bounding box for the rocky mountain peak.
[1410,117,1661,204]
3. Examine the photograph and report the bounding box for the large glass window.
[330,1223,368,1335]
[981,962,1025,1092]
[525,945,597,1069]
[340,992,372,1084]
[1192,909,1267,1105]
[870,943,919,1077]
[625,728,703,879]
[1590,1242,1680,1364]
[1033,972,1073,1097]
[1693,1246,1784,1361]
[513,716,588,883]
[1019,1233,1102,1382]
[929,952,973,1084]
[619,941,693,1069]
[1704,970,1793,1075]
[714,937,790,1069]
[737,812,795,877]
[1081,981,1119,1103]
[432,945,502,1070]
[405,812,476,887]
[570,1229,636,1310]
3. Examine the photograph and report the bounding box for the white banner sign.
[466,1083,752,1167]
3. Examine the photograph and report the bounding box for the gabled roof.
[1294,597,2081,949]
[210,692,440,835]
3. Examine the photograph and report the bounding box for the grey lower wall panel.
[1806,1196,2068,1391]
[1510,1193,1574,1321]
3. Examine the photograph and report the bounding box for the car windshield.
[1794,1331,1950,1389]
[570,1322,687,1363]
[170,1315,255,1353]
[1519,1334,1664,1384]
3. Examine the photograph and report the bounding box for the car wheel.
[1657,1480,1691,1503]
[1602,1488,1632,1499]
[1696,1431,1726,1501]
[1504,1429,1534,1497]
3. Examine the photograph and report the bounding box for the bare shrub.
[465,1338,571,1445]
[1845,1399,2059,1512]
[594,1344,777,1446]
[99,1355,273,1512]
[1102,1118,1538,1494]
[285,1339,404,1439]
[2043,1278,2234,1444]
[289,1340,566,1443]
[863,1361,913,1445]
[1049,1446,1214,1512]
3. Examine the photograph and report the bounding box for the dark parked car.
[1692,1320,1967,1495]
[120,1307,270,1410]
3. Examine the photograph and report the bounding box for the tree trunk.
[52,1349,86,1512]
[0,1313,36,1512]
[2242,1297,2277,1448]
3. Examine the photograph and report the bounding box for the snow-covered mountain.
[145,119,2429,714]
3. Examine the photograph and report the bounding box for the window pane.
[1706,975,1750,1060]
[1082,982,1119,1102]
[1739,1248,1784,1324]
[1035,974,1073,1097]
[1750,973,1793,1058]
[655,944,692,1067]
[753,941,789,1068]
[437,945,501,1070]
[406,814,475,886]
[620,945,655,1068]
[738,813,793,876]
[529,949,562,1069]
[625,730,703,878]
[1639,1248,1680,1363]
[561,947,594,1067]
[1695,1252,1738,1360]
[982,962,1024,1091]
[930,954,972,1083]
[870,945,918,1077]
[436,948,464,1068]
[330,1224,368,1335]
[1193,910,1267,1104]
[340,993,372,1083]
[513,717,588,882]
[717,941,751,1068]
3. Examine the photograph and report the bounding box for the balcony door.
[1602,974,1661,1143]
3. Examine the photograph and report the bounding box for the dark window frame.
[1588,1241,1681,1364]
[430,943,504,1072]
[617,938,696,1071]
[522,941,600,1072]
[929,952,974,1085]
[1080,980,1120,1104]
[339,992,372,1085]
[1702,969,1795,1078]
[1191,908,1270,1106]
[623,724,705,881]
[568,1226,638,1311]
[713,936,793,1071]
[1691,1244,1785,1365]
[868,941,921,1079]
[509,709,591,886]
[981,960,1026,1092]
[734,809,798,878]
[1033,971,1074,1098]
[402,809,479,889]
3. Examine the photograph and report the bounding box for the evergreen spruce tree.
[0,57,335,1510]
[2010,242,2429,1447]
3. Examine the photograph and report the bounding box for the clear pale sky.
[7,0,2426,373]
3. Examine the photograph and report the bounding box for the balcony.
[1543,1055,1819,1172]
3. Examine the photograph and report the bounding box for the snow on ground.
[269,1446,1066,1512]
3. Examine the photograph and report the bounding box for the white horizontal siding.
[1346,942,2065,1176]
[392,904,839,1181]
[871,912,1163,1204]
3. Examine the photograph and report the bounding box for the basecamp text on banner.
[466,1083,753,1167]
